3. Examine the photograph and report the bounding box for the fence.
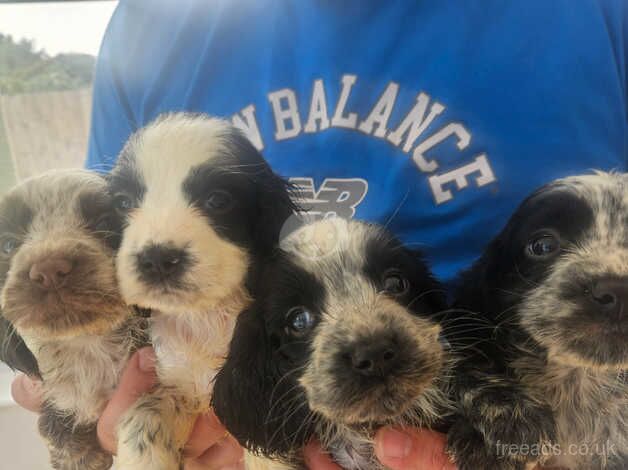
[0,88,92,187]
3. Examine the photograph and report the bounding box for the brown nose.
[29,258,74,289]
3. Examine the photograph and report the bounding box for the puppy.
[109,113,296,469]
[0,169,141,470]
[213,217,452,469]
[447,172,628,470]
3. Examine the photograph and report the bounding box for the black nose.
[350,339,398,377]
[590,277,628,317]
[136,245,188,284]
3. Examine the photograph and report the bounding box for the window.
[0,3,116,468]
[0,0,116,193]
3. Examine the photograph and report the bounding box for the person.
[12,1,628,469]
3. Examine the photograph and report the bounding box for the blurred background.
[0,1,116,468]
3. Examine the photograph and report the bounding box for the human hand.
[304,427,457,470]
[11,347,243,470]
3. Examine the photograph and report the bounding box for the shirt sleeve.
[85,1,140,172]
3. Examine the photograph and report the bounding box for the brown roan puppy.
[0,169,142,470]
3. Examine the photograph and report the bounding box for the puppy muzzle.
[301,307,443,425]
[2,238,126,335]
[522,249,628,369]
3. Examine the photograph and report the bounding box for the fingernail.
[379,427,412,459]
[138,348,156,372]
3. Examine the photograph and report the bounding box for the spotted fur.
[214,218,452,469]
[448,172,628,470]
[0,170,141,470]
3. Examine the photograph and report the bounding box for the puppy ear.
[409,249,448,314]
[253,167,298,252]
[226,131,299,251]
[448,232,526,349]
[212,306,274,452]
[0,315,40,378]
[212,305,311,458]
[453,232,516,308]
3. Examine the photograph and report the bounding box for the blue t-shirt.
[86,0,628,285]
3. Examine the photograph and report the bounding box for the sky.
[0,1,118,56]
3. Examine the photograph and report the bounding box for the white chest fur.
[25,329,135,425]
[529,364,627,469]
[151,309,237,403]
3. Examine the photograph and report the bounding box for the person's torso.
[91,0,627,284]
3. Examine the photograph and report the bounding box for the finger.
[190,463,244,470]
[187,434,243,470]
[10,374,43,412]
[304,441,342,470]
[96,347,157,454]
[216,464,245,470]
[374,427,457,470]
[185,457,245,470]
[184,411,232,459]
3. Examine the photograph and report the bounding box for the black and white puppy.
[447,172,628,470]
[213,218,451,469]
[0,169,141,470]
[109,113,295,469]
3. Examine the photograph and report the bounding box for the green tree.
[0,33,95,95]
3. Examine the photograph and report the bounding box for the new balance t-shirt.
[86,0,628,285]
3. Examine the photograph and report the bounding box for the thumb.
[374,427,457,470]
[96,347,157,453]
[11,374,43,412]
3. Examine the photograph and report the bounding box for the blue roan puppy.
[447,172,628,470]
[109,113,295,469]
[0,170,141,470]
[213,218,452,469]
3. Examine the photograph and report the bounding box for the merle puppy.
[0,170,141,470]
[109,113,295,470]
[447,172,628,470]
[213,218,452,469]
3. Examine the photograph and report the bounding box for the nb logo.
[290,177,368,219]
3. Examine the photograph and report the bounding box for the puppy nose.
[350,339,398,377]
[29,258,73,289]
[136,245,187,282]
[590,278,628,317]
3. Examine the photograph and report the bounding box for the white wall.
[0,365,51,470]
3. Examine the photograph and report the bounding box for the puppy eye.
[527,234,560,258]
[1,237,19,256]
[382,271,410,295]
[204,190,233,212]
[93,214,114,233]
[285,307,315,337]
[113,194,136,213]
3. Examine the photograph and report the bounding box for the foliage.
[0,34,95,95]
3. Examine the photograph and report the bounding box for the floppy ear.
[255,168,299,250]
[452,185,557,319]
[227,131,299,252]
[0,315,40,378]
[452,227,524,323]
[452,237,503,312]
[212,305,275,453]
[212,305,312,458]
[409,249,448,315]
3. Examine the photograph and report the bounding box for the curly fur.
[214,218,452,469]
[447,172,628,470]
[0,169,142,470]
[110,113,296,470]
